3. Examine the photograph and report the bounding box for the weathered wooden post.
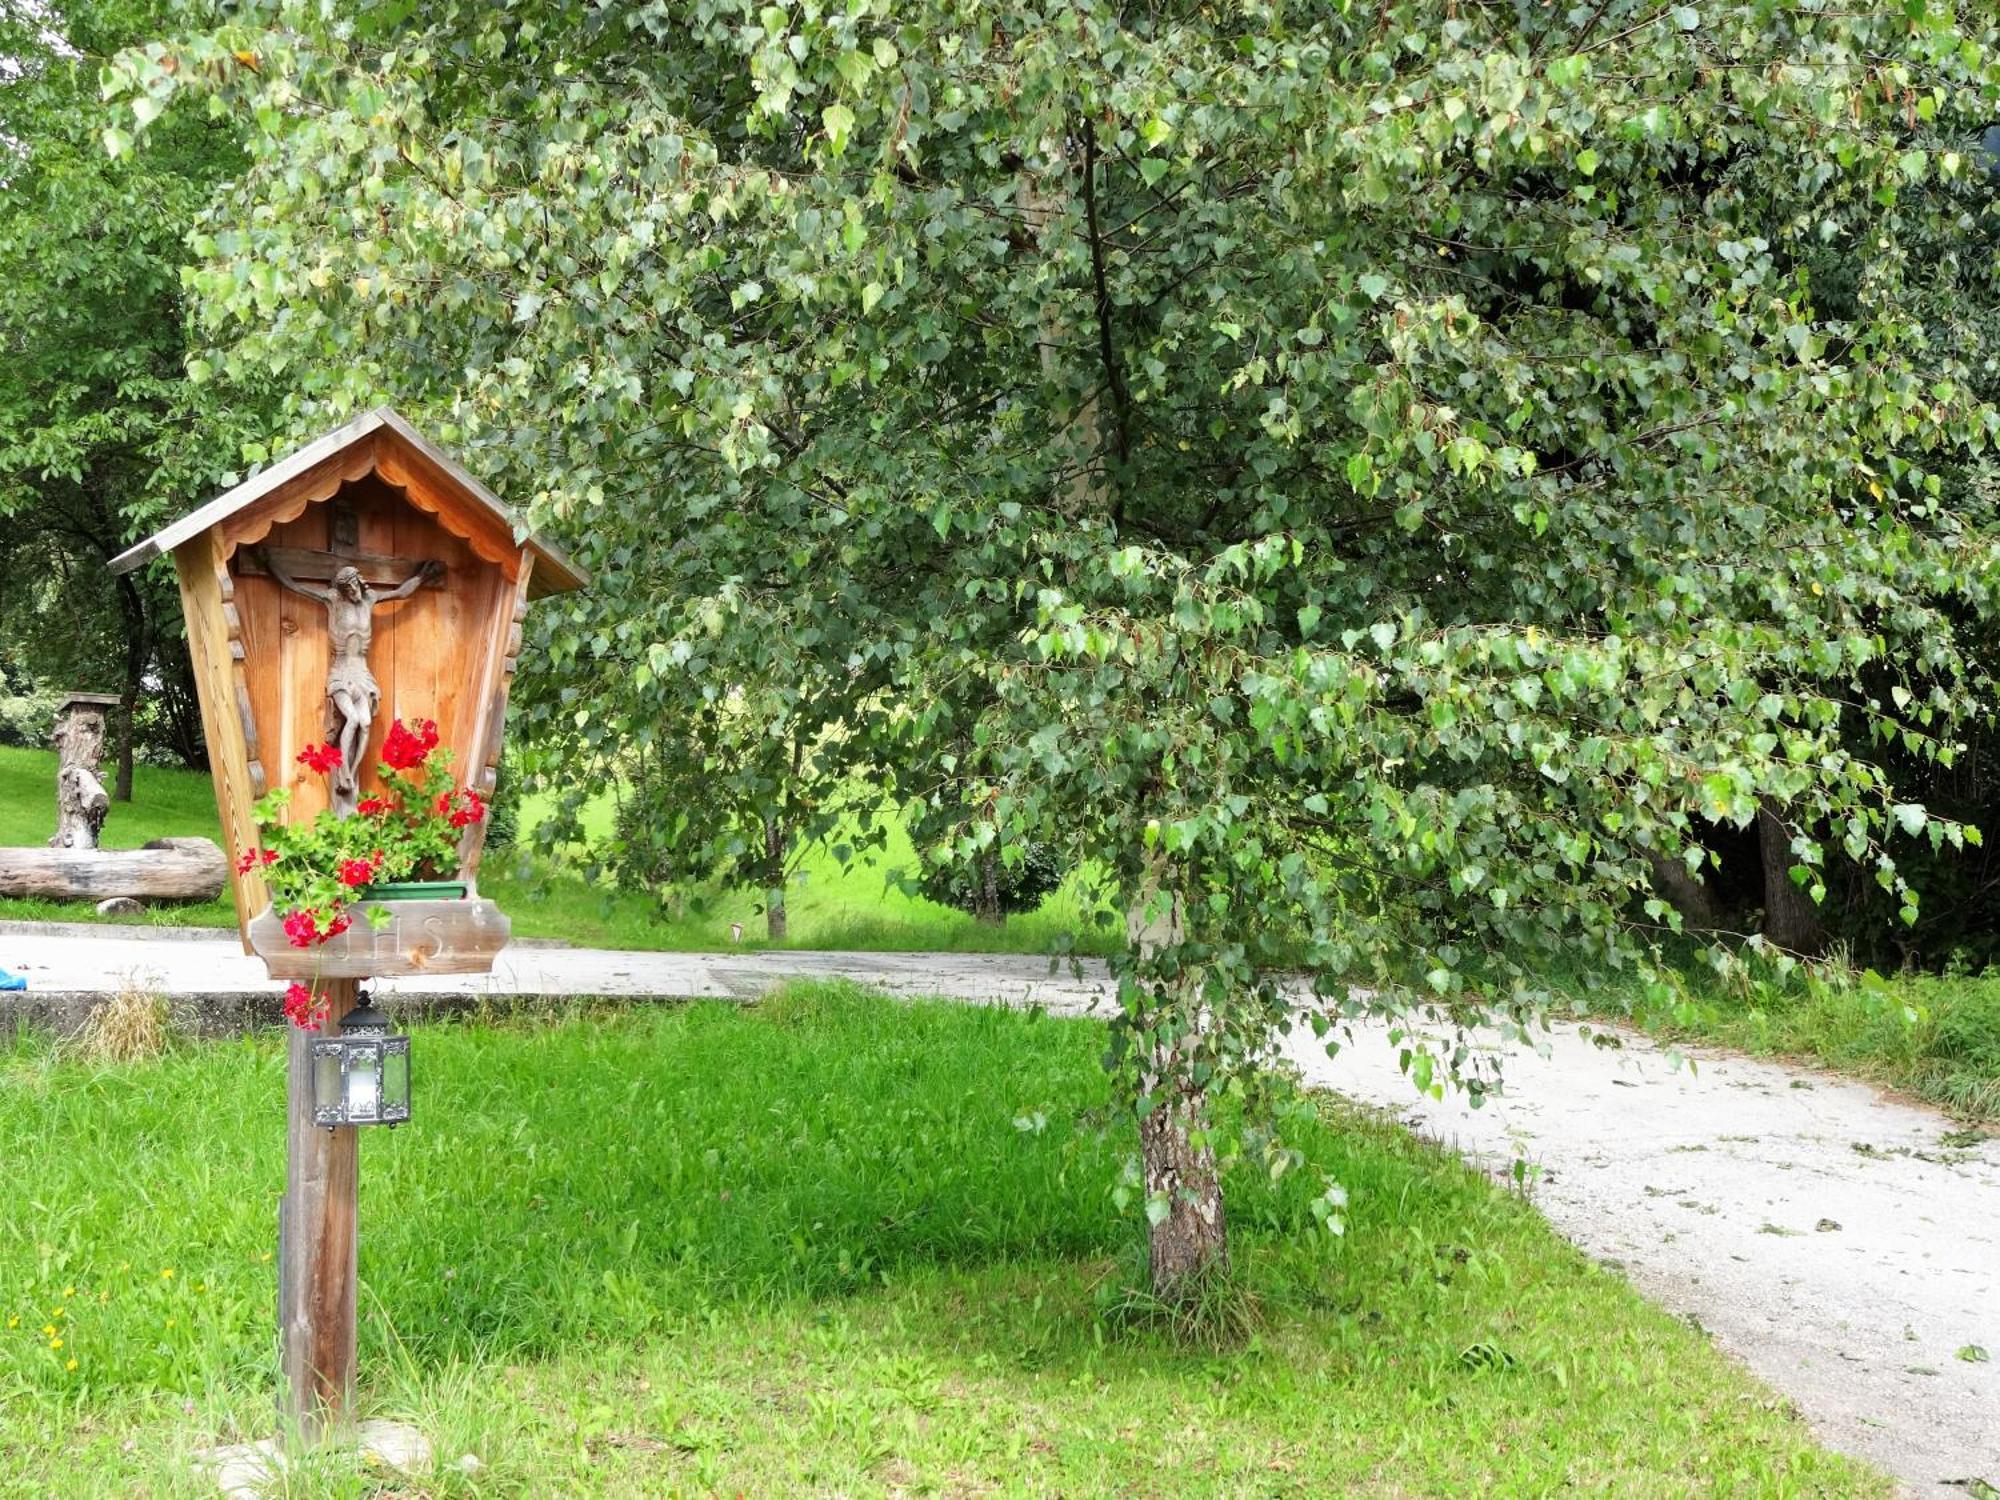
[111,408,585,1444]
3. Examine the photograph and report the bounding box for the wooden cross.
[232,500,443,592]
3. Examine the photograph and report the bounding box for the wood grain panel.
[372,444,523,576]
[457,559,534,880]
[172,532,265,948]
[216,435,380,558]
[250,898,512,978]
[228,476,510,869]
[279,976,357,1438]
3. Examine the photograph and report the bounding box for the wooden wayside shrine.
[111,408,584,1443]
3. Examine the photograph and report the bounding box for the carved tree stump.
[49,695,119,850]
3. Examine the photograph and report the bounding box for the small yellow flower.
[164,1318,175,1329]
[61,1287,74,1298]
[259,1252,272,1263]
[64,1358,77,1371]
[159,1268,174,1281]
[50,1307,65,1319]
[49,1337,62,1350]
[40,1325,54,1338]
[5,1316,17,1329]
[194,1282,206,1294]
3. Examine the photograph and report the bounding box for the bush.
[918,841,1065,920]
[484,791,519,852]
[0,690,58,749]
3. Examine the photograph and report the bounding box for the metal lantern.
[310,998,410,1130]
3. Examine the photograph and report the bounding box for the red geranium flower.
[382,718,440,771]
[236,849,260,875]
[325,911,351,940]
[357,796,394,817]
[296,742,344,775]
[261,848,279,866]
[436,787,486,830]
[282,981,326,1031]
[337,858,377,889]
[282,908,320,948]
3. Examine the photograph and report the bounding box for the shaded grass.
[0,986,1878,1495]
[0,745,236,926]
[1561,955,2000,1120]
[0,745,1119,954]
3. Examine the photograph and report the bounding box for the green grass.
[0,746,1118,954]
[1558,956,2000,1121]
[0,745,237,926]
[0,985,1874,1495]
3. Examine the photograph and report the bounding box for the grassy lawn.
[0,985,1875,1495]
[0,746,1118,954]
[0,745,237,926]
[1558,958,2000,1121]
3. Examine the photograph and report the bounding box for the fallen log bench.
[0,836,228,903]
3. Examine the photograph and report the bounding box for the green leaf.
[822,103,856,155]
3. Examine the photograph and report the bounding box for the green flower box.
[359,880,468,901]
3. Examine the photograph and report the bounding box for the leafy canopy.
[110,1,2000,1127]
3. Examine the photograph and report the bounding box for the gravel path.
[5,924,1995,1493]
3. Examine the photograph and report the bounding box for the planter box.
[358,880,468,901]
[247,897,511,979]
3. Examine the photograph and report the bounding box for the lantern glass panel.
[348,1047,380,1122]
[382,1045,409,1119]
[313,1047,342,1121]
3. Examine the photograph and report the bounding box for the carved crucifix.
[249,542,445,817]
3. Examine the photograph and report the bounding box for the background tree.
[117,0,2000,1298]
[582,592,878,941]
[0,0,265,788]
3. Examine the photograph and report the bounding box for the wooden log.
[0,837,227,901]
[279,978,358,1440]
[247,898,511,979]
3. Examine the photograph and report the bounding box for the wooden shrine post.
[279,979,359,1436]
[110,408,584,1441]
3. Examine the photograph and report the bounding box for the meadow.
[0,746,1119,955]
[0,984,1878,1495]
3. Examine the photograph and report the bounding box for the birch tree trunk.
[1027,144,1224,1296]
[1128,871,1228,1298]
[764,816,789,942]
[974,848,1003,925]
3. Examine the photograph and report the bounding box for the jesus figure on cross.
[254,547,445,816]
